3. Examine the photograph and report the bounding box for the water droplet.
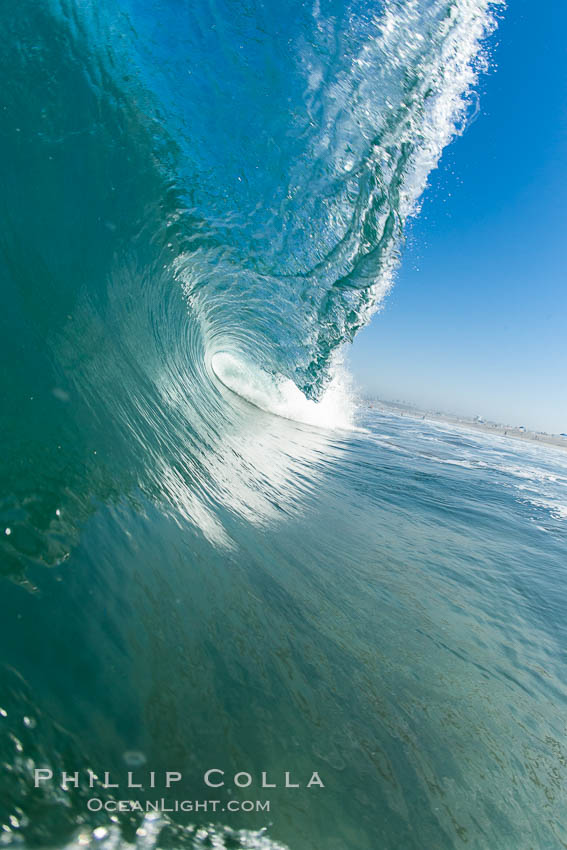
[123,750,147,768]
[93,827,108,840]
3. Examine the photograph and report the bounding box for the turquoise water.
[2,407,567,849]
[3,0,567,848]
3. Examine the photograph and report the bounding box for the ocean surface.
[2,0,567,848]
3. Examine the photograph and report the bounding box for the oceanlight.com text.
[86,798,271,814]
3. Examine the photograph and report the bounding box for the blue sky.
[348,0,567,433]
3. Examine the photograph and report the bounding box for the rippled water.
[6,0,567,848]
[2,407,567,849]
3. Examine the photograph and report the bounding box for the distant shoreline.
[366,399,567,453]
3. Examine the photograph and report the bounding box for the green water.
[4,1,567,848]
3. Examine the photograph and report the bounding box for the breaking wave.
[0,0,499,846]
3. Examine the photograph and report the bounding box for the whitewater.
[2,0,567,848]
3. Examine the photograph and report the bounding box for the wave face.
[0,1,518,849]
[0,0,495,574]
